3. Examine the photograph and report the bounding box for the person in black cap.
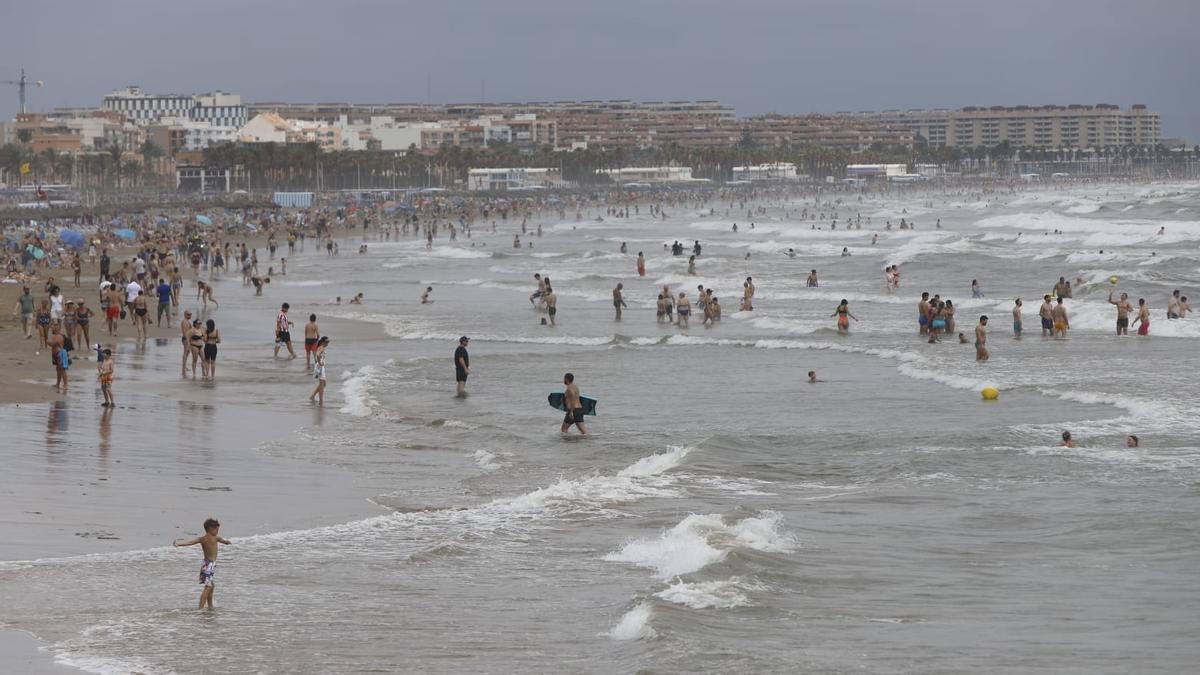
[455,336,470,397]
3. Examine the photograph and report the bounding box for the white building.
[597,166,694,183]
[191,91,247,128]
[845,164,907,178]
[239,112,291,144]
[467,167,562,191]
[103,86,247,128]
[733,162,803,181]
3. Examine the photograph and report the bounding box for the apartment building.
[850,104,1160,149]
[103,86,247,128]
[10,111,145,154]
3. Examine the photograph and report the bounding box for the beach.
[1,180,1199,673]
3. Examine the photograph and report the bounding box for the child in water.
[174,518,231,609]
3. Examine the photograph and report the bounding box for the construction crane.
[1,68,43,115]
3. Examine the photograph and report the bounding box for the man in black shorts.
[560,372,587,435]
[274,302,295,359]
[454,336,470,397]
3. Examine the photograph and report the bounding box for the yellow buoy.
[981,387,999,400]
[1109,275,1119,285]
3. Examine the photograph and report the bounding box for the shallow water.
[2,181,1200,673]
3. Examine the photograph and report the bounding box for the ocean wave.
[604,511,795,579]
[654,577,763,609]
[339,364,381,417]
[608,602,656,641]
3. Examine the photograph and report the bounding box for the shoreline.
[0,629,83,674]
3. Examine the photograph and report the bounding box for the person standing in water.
[1052,297,1070,339]
[676,292,690,328]
[636,252,645,277]
[1012,298,1023,337]
[560,372,588,436]
[1108,291,1132,335]
[174,518,231,610]
[274,303,295,359]
[830,299,857,335]
[975,316,989,361]
[455,336,470,397]
[304,314,320,368]
[543,286,557,326]
[309,336,329,404]
[1133,298,1150,336]
[1039,295,1054,337]
[612,283,627,321]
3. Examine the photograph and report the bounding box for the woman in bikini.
[831,299,858,335]
[133,290,150,340]
[35,300,52,348]
[76,301,94,348]
[203,319,221,379]
[187,319,205,377]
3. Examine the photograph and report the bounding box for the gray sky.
[2,0,1198,140]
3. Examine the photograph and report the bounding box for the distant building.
[147,117,238,155]
[733,162,805,181]
[103,86,247,128]
[596,166,695,183]
[467,167,562,191]
[849,104,1160,149]
[845,164,907,178]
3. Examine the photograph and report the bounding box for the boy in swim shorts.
[174,518,231,610]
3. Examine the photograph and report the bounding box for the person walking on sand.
[309,336,329,403]
[455,336,470,397]
[13,285,34,339]
[97,348,114,406]
[274,303,296,359]
[560,372,588,436]
[174,518,231,610]
[612,283,627,321]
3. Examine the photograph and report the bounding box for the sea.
[2,180,1199,673]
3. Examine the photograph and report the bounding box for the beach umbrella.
[156,216,170,225]
[244,223,259,231]
[196,215,213,226]
[58,229,85,249]
[113,228,137,240]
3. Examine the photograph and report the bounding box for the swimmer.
[1061,431,1076,448]
[807,370,822,383]
[958,332,969,343]
[784,248,796,258]
[349,293,364,305]
[1126,435,1140,448]
[806,270,818,288]
[421,286,433,304]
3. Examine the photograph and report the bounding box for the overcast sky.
[2,0,1197,140]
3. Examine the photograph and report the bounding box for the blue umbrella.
[196,215,213,226]
[59,229,85,249]
[113,228,137,240]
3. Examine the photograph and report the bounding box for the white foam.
[605,511,796,579]
[654,578,758,609]
[339,364,381,417]
[608,602,657,641]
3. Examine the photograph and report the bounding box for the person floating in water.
[174,518,231,610]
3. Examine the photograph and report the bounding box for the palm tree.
[106,142,124,188]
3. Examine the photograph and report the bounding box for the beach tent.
[113,228,137,240]
[58,229,85,249]
[196,215,213,226]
